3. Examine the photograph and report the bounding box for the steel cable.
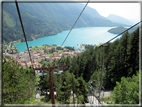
[61,0,90,46]
[15,0,34,72]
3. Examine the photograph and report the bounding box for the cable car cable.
[15,0,34,70]
[61,0,90,46]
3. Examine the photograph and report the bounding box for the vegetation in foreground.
[2,58,36,104]
[2,27,140,104]
[112,72,139,104]
[100,72,139,104]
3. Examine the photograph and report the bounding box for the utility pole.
[34,64,68,107]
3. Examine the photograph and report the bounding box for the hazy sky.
[1,0,141,21]
[86,3,141,21]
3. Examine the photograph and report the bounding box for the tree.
[56,46,63,50]
[65,56,71,67]
[39,71,50,101]
[112,71,139,104]
[70,73,79,104]
[57,71,72,104]
[118,31,130,77]
[90,70,101,86]
[127,28,139,76]
[76,76,88,104]
[2,58,35,104]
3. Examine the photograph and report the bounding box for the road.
[35,90,41,99]
[88,90,112,106]
[88,96,99,105]
[95,90,113,99]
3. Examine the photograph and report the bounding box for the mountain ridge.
[107,14,134,26]
[3,3,130,43]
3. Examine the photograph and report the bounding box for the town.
[3,45,84,68]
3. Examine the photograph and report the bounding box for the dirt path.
[88,90,113,105]
[35,90,41,100]
[97,90,113,98]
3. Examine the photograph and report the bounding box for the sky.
[0,0,141,22]
[85,3,141,22]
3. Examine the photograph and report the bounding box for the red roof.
[52,57,59,60]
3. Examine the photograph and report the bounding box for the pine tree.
[65,56,71,67]
[127,28,139,76]
[70,73,79,104]
[2,58,35,104]
[76,76,88,104]
[57,71,72,104]
[39,71,50,101]
[118,31,130,77]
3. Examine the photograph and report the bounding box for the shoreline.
[13,26,115,46]
[16,44,81,53]
[13,40,22,48]
[13,27,116,52]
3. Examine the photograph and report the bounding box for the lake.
[14,27,120,52]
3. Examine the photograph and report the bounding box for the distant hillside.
[108,26,138,34]
[3,3,128,43]
[107,14,134,26]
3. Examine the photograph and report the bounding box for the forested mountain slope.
[3,3,127,43]
[52,27,140,89]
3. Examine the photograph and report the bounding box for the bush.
[2,58,35,104]
[112,71,139,104]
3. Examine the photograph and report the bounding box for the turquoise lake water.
[14,27,119,52]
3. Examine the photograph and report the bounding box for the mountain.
[3,3,128,43]
[107,14,134,26]
[108,26,127,34]
[108,26,138,34]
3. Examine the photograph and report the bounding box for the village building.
[63,49,69,52]
[53,52,58,57]
[45,56,51,62]
[24,50,28,53]
[3,45,83,68]
[52,57,60,60]
[3,54,13,59]
[58,54,63,57]
[20,62,26,68]
[40,50,44,54]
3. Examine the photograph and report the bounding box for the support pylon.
[34,64,67,107]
